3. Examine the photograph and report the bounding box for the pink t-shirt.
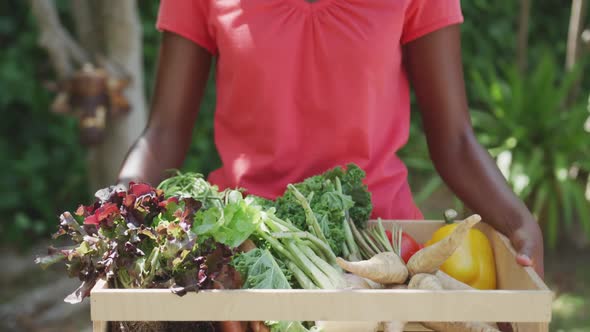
[156,0,463,220]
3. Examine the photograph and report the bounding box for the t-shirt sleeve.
[401,0,464,45]
[156,0,217,55]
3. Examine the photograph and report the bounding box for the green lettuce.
[232,248,291,289]
[193,190,262,248]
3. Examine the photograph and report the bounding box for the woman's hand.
[403,25,544,278]
[509,216,544,278]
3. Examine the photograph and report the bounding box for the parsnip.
[336,252,408,284]
[363,278,385,289]
[408,272,501,332]
[343,273,371,289]
[435,270,473,290]
[408,273,443,290]
[407,214,481,275]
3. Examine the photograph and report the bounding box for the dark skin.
[118,27,544,279]
[404,25,544,278]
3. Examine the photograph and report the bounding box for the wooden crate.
[90,220,553,332]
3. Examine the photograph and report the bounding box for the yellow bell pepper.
[424,210,497,290]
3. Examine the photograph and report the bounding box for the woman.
[117,0,544,278]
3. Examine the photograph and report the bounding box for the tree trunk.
[565,0,587,71]
[565,0,588,106]
[70,0,103,54]
[517,0,532,73]
[88,0,147,189]
[30,0,148,191]
[30,0,88,78]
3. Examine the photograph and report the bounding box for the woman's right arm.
[117,31,213,186]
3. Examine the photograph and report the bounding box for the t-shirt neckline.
[285,0,336,11]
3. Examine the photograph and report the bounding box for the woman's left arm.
[403,25,544,278]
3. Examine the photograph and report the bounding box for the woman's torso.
[157,0,463,219]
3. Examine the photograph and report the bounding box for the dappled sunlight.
[552,294,585,319]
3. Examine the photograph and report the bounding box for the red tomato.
[385,230,422,263]
[400,232,422,263]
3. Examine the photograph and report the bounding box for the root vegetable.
[364,278,385,289]
[435,270,473,290]
[342,272,391,291]
[343,273,371,289]
[408,273,443,290]
[336,252,408,284]
[409,272,501,332]
[407,214,481,275]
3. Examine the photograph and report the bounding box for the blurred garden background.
[0,1,589,331]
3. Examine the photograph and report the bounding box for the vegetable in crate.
[142,174,337,331]
[41,168,495,332]
[386,229,423,263]
[423,210,496,289]
[272,163,372,256]
[406,214,481,276]
[232,248,291,289]
[408,273,501,332]
[336,252,408,284]
[34,182,237,304]
[159,172,349,291]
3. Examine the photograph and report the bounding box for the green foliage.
[460,1,573,100]
[470,53,590,248]
[193,190,263,248]
[232,248,292,289]
[0,1,89,246]
[272,164,373,256]
[158,172,263,248]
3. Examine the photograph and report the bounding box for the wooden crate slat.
[91,280,551,323]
